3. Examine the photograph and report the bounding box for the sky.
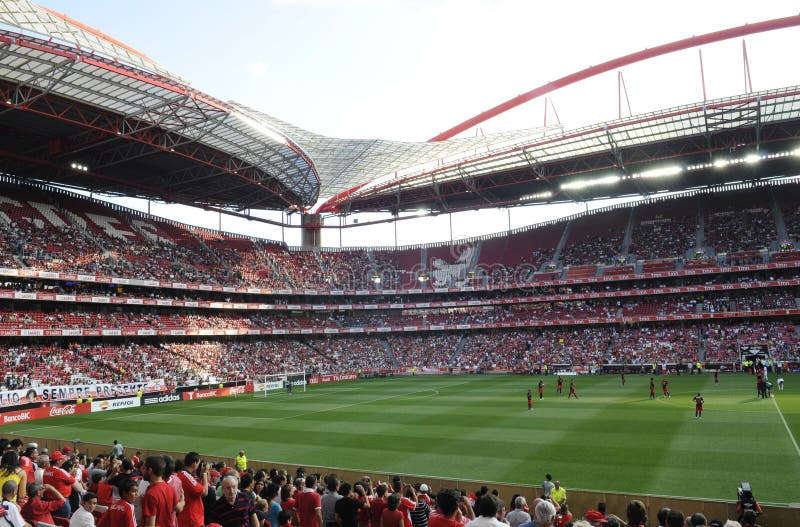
[28,0,800,247]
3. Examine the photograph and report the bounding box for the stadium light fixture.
[744,154,762,164]
[713,159,730,168]
[519,191,553,201]
[561,174,620,191]
[635,166,683,179]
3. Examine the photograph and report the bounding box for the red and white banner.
[0,379,167,407]
[0,278,797,313]
[1,403,90,425]
[0,259,797,298]
[308,373,358,385]
[181,384,250,401]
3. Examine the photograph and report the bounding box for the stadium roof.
[0,0,553,213]
[1,1,799,218]
[320,86,800,213]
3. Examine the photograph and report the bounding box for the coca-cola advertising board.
[1,403,90,425]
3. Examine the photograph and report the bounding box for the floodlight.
[744,154,761,164]
[637,166,682,179]
[713,159,729,168]
[561,174,620,190]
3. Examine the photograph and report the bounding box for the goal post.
[253,371,307,397]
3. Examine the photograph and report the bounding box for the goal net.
[253,371,307,397]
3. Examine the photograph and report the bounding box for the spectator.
[296,475,323,527]
[98,478,138,527]
[69,491,98,527]
[465,495,506,527]
[505,497,530,527]
[0,480,30,527]
[550,482,566,506]
[21,482,65,526]
[626,501,648,527]
[142,455,184,527]
[0,451,26,503]
[208,475,259,527]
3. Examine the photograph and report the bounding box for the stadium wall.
[6,435,799,526]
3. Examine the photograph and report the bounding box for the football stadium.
[0,1,798,526]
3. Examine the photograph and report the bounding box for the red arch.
[428,15,800,142]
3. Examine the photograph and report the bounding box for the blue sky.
[34,0,800,246]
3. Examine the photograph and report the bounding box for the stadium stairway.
[770,188,790,240]
[449,335,469,367]
[621,207,636,255]
[384,337,401,368]
[551,221,570,264]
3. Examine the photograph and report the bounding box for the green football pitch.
[4,373,800,505]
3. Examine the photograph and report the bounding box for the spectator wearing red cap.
[43,450,76,518]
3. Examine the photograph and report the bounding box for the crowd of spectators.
[0,314,796,390]
[0,186,798,293]
[0,440,760,527]
[704,207,776,255]
[0,285,795,334]
[629,215,697,260]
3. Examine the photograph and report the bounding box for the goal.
[253,371,307,397]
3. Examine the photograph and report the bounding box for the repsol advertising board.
[90,397,140,412]
[141,392,182,405]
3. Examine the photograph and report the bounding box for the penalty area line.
[771,396,800,458]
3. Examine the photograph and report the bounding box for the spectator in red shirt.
[369,484,388,527]
[381,494,405,527]
[177,452,209,527]
[142,455,184,527]
[98,478,138,527]
[21,482,65,526]
[20,444,37,491]
[296,475,323,527]
[429,489,470,527]
[389,477,416,527]
[281,483,297,524]
[43,450,77,517]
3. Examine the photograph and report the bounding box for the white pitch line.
[771,396,800,458]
